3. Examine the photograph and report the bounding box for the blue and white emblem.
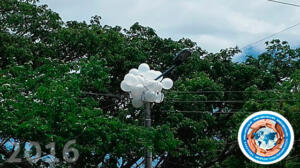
[238,111,294,164]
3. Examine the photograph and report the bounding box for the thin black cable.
[268,0,300,8]
[165,90,293,93]
[162,110,251,114]
[241,21,300,50]
[82,90,297,97]
[162,110,300,114]
[166,99,298,103]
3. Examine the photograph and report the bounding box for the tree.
[0,0,299,167]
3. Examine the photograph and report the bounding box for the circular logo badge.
[238,111,294,164]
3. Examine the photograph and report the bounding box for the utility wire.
[162,110,252,114]
[166,99,298,103]
[165,90,293,93]
[241,21,300,50]
[83,90,296,97]
[268,0,300,8]
[162,110,300,114]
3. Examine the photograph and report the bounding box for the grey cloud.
[40,0,300,53]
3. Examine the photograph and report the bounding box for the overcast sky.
[40,0,300,57]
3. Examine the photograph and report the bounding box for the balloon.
[155,82,163,92]
[124,74,138,86]
[143,79,152,87]
[144,90,156,102]
[156,92,165,103]
[154,71,163,81]
[136,76,144,85]
[120,81,131,92]
[155,92,162,103]
[162,78,173,89]
[129,68,139,75]
[144,70,157,80]
[138,63,150,73]
[131,84,144,97]
[132,98,143,108]
[147,81,162,92]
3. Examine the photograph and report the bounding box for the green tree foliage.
[0,0,299,167]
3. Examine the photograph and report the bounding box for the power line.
[241,21,300,50]
[268,0,300,8]
[166,99,298,103]
[162,110,252,114]
[166,90,293,93]
[162,110,300,114]
[81,90,298,98]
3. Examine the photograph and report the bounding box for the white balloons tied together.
[120,63,173,108]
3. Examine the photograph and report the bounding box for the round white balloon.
[136,76,144,85]
[147,81,162,92]
[144,70,157,80]
[155,92,162,103]
[120,81,131,92]
[161,93,164,102]
[155,82,163,92]
[138,63,150,73]
[129,68,139,75]
[154,71,163,81]
[162,78,173,89]
[131,84,144,97]
[143,79,152,87]
[124,74,138,86]
[144,90,156,102]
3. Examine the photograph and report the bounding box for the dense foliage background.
[0,0,299,167]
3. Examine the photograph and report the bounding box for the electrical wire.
[161,110,300,114]
[162,110,252,114]
[166,99,298,103]
[268,0,300,8]
[83,90,295,97]
[165,90,294,93]
[241,21,300,50]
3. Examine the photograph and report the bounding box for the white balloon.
[144,70,157,80]
[129,68,139,75]
[143,79,152,87]
[131,84,144,97]
[147,81,162,92]
[161,78,173,89]
[155,82,163,92]
[132,98,144,108]
[145,81,155,90]
[161,93,164,102]
[154,71,163,81]
[136,76,144,85]
[138,63,150,73]
[155,92,162,103]
[120,81,131,92]
[124,74,138,86]
[144,90,156,102]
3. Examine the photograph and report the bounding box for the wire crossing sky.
[241,21,300,50]
[268,0,300,8]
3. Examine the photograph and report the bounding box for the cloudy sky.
[40,0,300,59]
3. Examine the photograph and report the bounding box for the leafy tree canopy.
[0,0,299,167]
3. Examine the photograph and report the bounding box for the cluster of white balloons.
[120,63,173,108]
